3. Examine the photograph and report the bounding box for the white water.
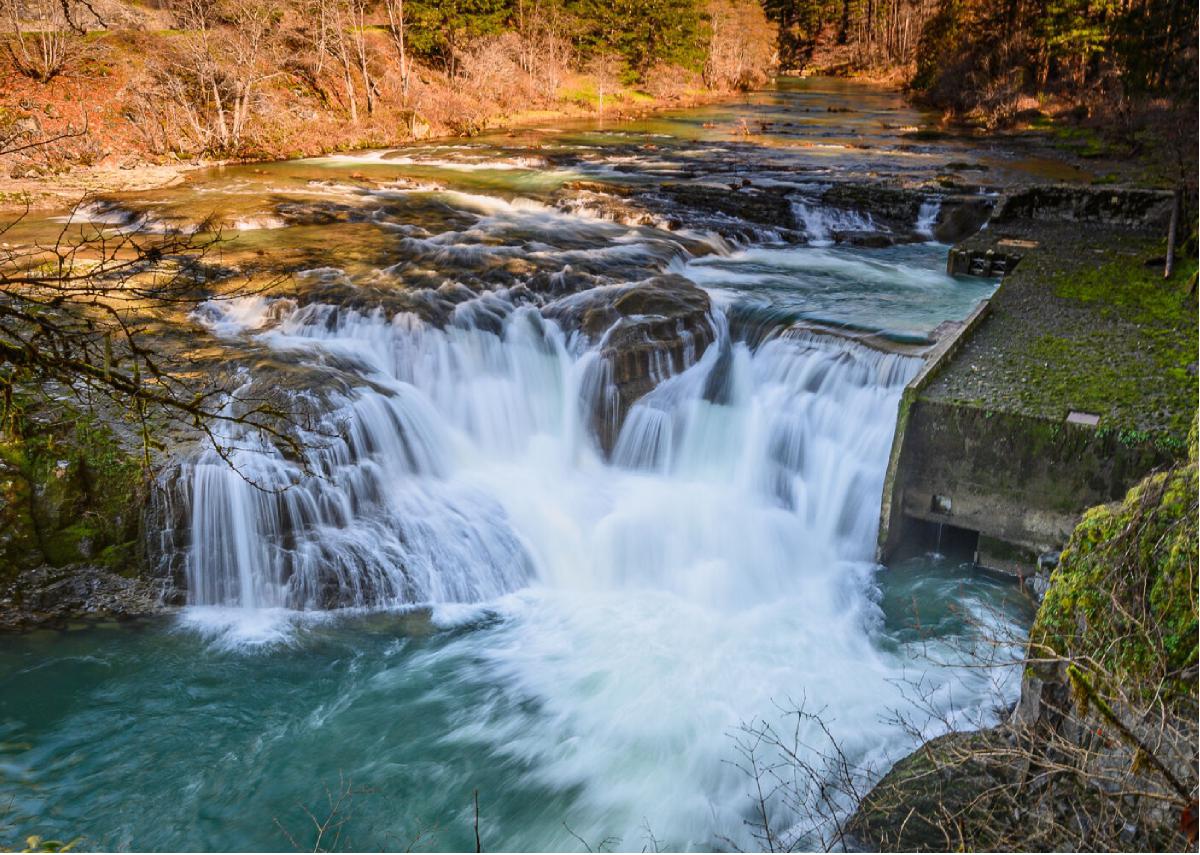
[791,199,875,246]
[170,289,1019,847]
[180,296,912,611]
[916,197,942,238]
[160,173,1015,847]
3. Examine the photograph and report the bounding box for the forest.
[1,0,1196,168]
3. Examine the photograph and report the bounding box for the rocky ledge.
[545,273,716,452]
[0,564,173,632]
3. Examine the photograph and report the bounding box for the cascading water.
[916,197,943,238]
[791,198,876,245]
[175,294,914,615]
[140,158,1013,846]
[167,290,955,847]
[4,81,1034,852]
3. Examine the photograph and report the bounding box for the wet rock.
[0,564,173,631]
[934,196,994,243]
[544,274,716,452]
[562,180,638,197]
[840,230,897,248]
[845,728,1015,851]
[994,186,1175,229]
[658,181,795,231]
[945,161,989,171]
[275,200,360,226]
[820,183,924,229]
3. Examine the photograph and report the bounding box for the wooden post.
[1164,183,1181,279]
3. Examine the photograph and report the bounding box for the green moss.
[1030,421,1199,702]
[1016,251,1198,446]
[0,405,144,581]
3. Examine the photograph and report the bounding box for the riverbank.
[851,431,1198,850]
[0,87,731,215]
[858,185,1198,850]
[0,7,769,216]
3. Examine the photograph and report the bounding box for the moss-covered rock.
[845,729,1016,851]
[1030,425,1198,702]
[0,406,145,583]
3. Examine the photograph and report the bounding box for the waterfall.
[168,294,919,613]
[791,199,876,246]
[916,197,942,238]
[176,304,581,610]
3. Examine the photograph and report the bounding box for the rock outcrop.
[544,274,716,452]
[0,564,172,631]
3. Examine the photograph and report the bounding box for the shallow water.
[0,79,1053,852]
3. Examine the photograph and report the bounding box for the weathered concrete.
[876,298,992,561]
[878,402,1176,570]
[877,185,1195,576]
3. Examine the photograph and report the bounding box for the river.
[0,79,1048,851]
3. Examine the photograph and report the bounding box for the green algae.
[1027,251,1198,446]
[928,230,1197,454]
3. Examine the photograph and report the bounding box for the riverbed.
[0,79,1048,852]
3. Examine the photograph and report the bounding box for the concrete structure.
[877,186,1191,577]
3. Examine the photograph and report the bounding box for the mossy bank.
[0,396,168,630]
[850,421,1198,850]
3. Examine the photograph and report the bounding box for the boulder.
[544,274,716,452]
[933,196,994,243]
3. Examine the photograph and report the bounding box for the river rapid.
[0,79,1047,851]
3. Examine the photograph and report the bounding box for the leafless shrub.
[732,577,1198,852]
[126,0,286,156]
[641,63,702,102]
[1,0,89,82]
[273,771,446,852]
[459,32,540,114]
[512,0,575,100]
[0,191,317,482]
[726,698,876,852]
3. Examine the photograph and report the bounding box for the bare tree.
[704,0,777,92]
[129,0,285,155]
[513,0,575,100]
[382,0,410,103]
[2,0,86,82]
[308,0,378,124]
[0,206,309,475]
[586,52,622,117]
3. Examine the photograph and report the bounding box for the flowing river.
[0,80,1051,851]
